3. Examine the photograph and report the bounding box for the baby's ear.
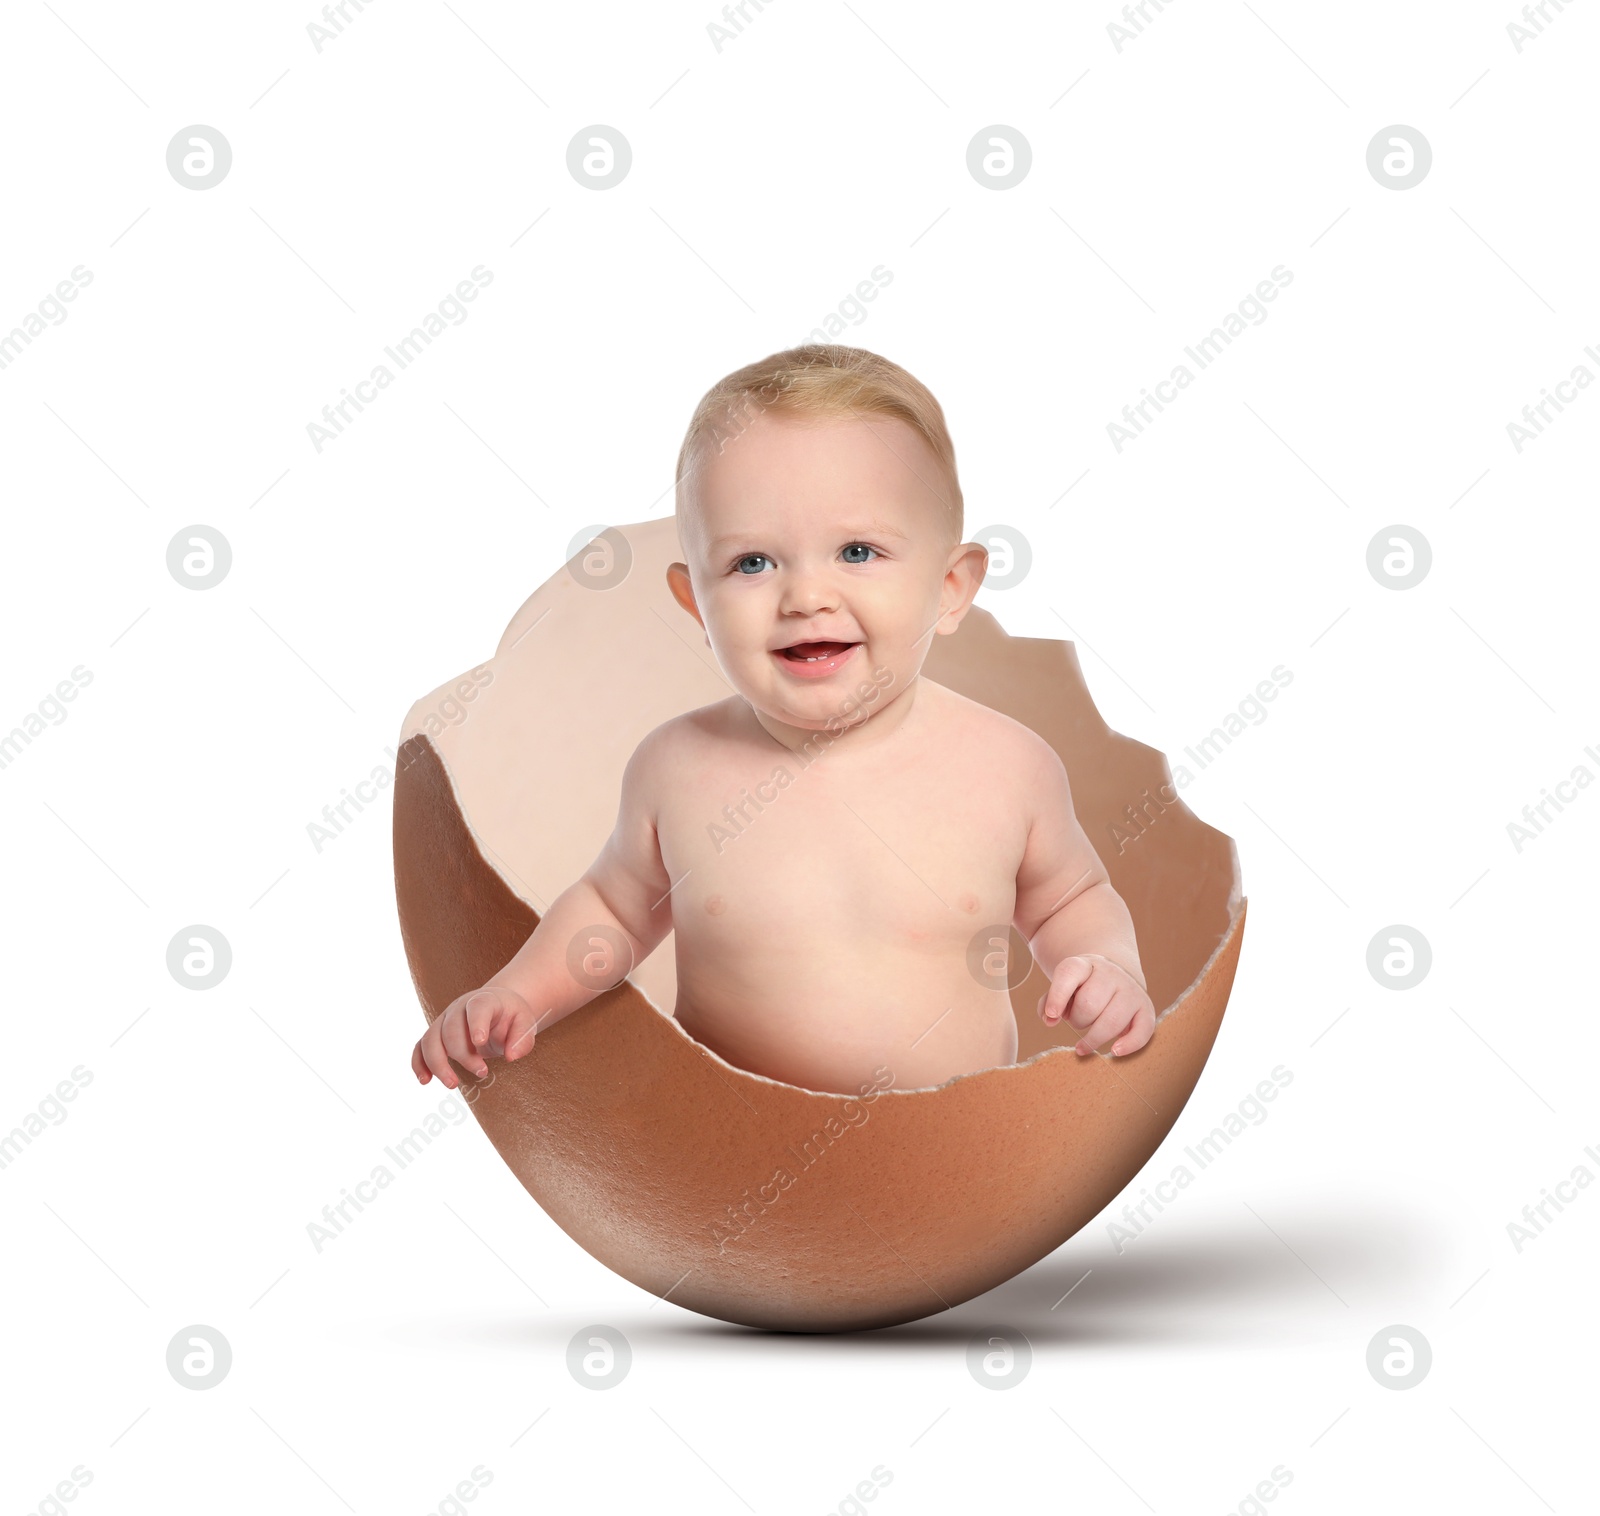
[665,562,705,629]
[937,541,989,632]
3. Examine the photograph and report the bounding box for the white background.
[2,1,1595,1512]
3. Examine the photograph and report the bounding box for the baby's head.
[667,344,987,737]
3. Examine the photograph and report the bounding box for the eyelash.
[731,543,880,575]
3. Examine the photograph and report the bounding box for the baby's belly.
[672,942,1020,1097]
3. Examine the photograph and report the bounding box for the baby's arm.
[411,726,676,1087]
[1011,738,1156,1058]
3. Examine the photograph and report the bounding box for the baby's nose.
[779,573,839,616]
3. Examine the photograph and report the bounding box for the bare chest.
[659,739,1026,951]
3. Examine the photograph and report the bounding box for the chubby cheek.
[704,587,775,669]
[868,598,940,667]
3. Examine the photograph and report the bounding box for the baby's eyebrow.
[707,522,910,556]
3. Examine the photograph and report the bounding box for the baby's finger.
[1110,1001,1157,1057]
[1073,991,1133,1057]
[1040,956,1094,1023]
[411,1038,432,1084]
[440,1008,489,1080]
[418,1020,461,1089]
[1065,966,1116,1030]
[463,990,500,1051]
[500,1003,545,1062]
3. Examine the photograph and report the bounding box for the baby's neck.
[750,676,926,759]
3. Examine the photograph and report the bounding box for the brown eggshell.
[393,517,1245,1332]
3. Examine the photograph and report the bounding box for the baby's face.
[670,410,980,735]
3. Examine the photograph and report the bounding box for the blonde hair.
[674,344,963,546]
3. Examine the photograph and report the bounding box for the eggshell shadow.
[394,517,1245,1332]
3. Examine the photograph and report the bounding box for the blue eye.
[734,554,773,575]
[841,543,877,564]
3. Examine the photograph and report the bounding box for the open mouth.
[778,640,856,662]
[772,640,860,678]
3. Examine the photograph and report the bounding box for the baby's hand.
[411,983,542,1088]
[1038,955,1156,1058]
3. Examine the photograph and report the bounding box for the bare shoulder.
[918,678,1065,780]
[630,697,747,770]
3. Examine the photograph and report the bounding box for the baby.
[411,346,1155,1098]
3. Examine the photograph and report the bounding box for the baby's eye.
[734,554,773,575]
[840,543,878,564]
